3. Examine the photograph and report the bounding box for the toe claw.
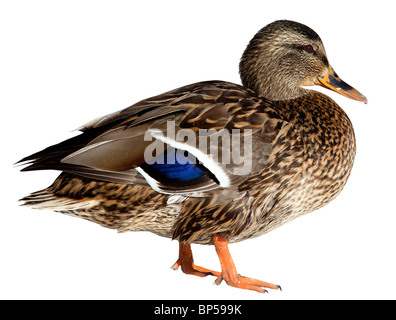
[171,261,180,271]
[214,275,223,285]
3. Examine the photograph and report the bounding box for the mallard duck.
[18,20,367,293]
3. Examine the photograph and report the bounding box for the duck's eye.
[304,45,314,53]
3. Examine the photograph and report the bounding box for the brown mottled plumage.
[18,20,366,293]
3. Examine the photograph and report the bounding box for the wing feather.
[18,80,281,196]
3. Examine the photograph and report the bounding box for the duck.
[17,20,367,293]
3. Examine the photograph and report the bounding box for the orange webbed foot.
[173,237,280,293]
[214,273,281,293]
[213,234,281,293]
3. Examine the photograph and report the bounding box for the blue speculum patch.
[148,148,205,182]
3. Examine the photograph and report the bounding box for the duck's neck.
[252,76,308,101]
[239,43,308,101]
[240,64,308,101]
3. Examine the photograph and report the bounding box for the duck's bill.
[315,66,367,103]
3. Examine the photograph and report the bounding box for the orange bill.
[315,66,367,103]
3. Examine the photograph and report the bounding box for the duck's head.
[240,20,367,103]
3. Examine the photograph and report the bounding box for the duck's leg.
[171,242,221,278]
[213,234,281,293]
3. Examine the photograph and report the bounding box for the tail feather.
[20,188,99,211]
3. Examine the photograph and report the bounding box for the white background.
[1,0,395,300]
